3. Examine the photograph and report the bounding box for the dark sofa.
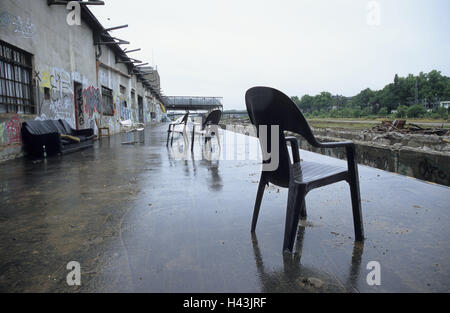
[21,119,94,158]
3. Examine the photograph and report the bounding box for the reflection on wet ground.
[0,124,449,292]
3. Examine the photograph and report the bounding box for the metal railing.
[162,96,223,110]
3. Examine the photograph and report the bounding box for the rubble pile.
[368,120,449,136]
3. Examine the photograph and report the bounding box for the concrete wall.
[223,123,450,186]
[0,0,165,162]
[295,133,450,186]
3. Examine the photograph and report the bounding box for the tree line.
[291,70,450,119]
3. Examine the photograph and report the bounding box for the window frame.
[101,85,114,116]
[0,40,34,115]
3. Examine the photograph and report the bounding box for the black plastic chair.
[245,87,364,252]
[191,109,222,151]
[166,112,190,146]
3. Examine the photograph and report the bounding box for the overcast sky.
[90,0,450,110]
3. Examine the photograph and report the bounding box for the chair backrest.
[202,109,222,129]
[181,112,190,124]
[245,86,318,187]
[95,118,101,128]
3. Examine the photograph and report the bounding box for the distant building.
[440,101,450,109]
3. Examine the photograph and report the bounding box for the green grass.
[307,117,449,130]
[309,122,374,130]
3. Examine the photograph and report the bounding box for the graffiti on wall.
[0,115,22,147]
[34,66,102,129]
[83,86,101,118]
[75,84,84,126]
[116,94,130,120]
[0,11,36,39]
[418,158,449,186]
[120,106,131,121]
[36,68,75,127]
[40,68,73,97]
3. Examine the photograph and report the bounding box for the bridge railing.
[162,96,223,107]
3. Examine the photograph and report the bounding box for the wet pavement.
[0,123,449,292]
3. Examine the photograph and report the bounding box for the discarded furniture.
[21,119,94,158]
[166,112,189,146]
[191,109,222,151]
[95,117,110,138]
[245,87,364,252]
[119,119,145,133]
[119,119,145,144]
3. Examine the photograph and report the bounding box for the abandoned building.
[0,0,166,162]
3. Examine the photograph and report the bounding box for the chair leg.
[205,137,212,151]
[349,175,364,241]
[166,131,171,146]
[283,183,306,252]
[184,131,189,147]
[347,145,364,241]
[216,133,221,151]
[300,201,307,220]
[251,176,267,232]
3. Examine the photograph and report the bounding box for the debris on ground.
[368,120,449,136]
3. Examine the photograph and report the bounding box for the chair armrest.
[285,136,300,163]
[313,140,357,168]
[168,120,184,131]
[313,140,354,149]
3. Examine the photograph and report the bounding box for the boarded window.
[101,86,114,116]
[0,40,34,114]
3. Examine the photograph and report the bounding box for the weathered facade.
[0,0,166,162]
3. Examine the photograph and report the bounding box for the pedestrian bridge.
[162,96,223,111]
